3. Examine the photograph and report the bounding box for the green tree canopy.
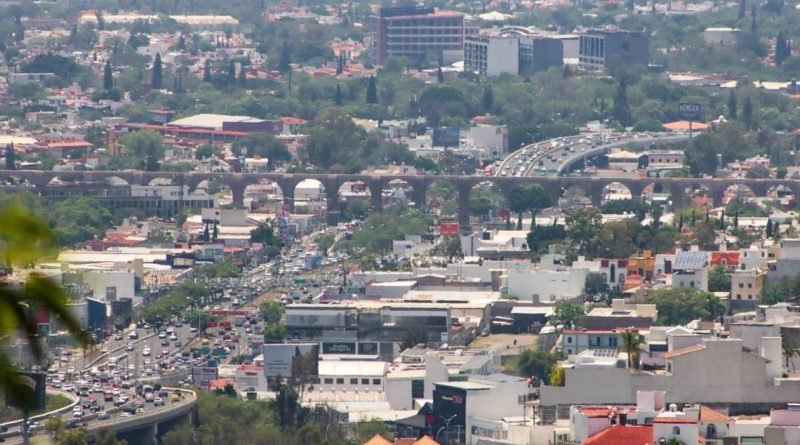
[646,288,726,325]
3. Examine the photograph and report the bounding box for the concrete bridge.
[0,169,796,228]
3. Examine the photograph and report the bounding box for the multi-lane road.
[495,131,691,178]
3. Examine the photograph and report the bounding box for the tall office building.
[578,28,649,71]
[376,6,474,65]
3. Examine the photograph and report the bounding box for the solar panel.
[673,251,708,271]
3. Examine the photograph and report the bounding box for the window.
[361,379,370,385]
[567,337,573,344]
[672,426,681,435]
[350,378,358,385]
[737,294,742,299]
[411,380,424,399]
[748,283,753,288]
[372,379,382,385]
[324,378,333,384]
[336,378,344,384]
[689,281,695,288]
[739,283,744,288]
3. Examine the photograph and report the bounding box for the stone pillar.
[369,182,384,212]
[412,185,428,210]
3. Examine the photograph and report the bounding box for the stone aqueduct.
[0,169,796,228]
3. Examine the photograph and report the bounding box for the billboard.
[432,127,460,148]
[262,343,319,378]
[192,366,219,388]
[440,222,460,236]
[6,372,46,411]
[322,342,357,354]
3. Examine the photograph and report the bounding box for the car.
[126,344,134,351]
[114,333,123,340]
[190,327,197,333]
[154,397,165,406]
[98,411,111,420]
[158,332,167,339]
[142,348,151,356]
[101,346,109,353]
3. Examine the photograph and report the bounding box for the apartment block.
[376,7,474,64]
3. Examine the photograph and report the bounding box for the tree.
[48,197,113,246]
[232,133,290,170]
[517,350,559,382]
[584,272,608,295]
[151,53,163,89]
[646,288,726,325]
[708,266,732,292]
[776,32,790,67]
[279,41,291,73]
[4,144,14,170]
[227,59,236,86]
[612,80,632,127]
[304,108,365,170]
[437,66,444,83]
[767,219,774,237]
[783,340,799,371]
[621,329,642,369]
[743,96,753,130]
[259,301,285,324]
[103,59,113,90]
[195,144,214,160]
[727,90,737,119]
[566,207,603,256]
[548,365,565,386]
[334,84,343,106]
[238,66,246,87]
[482,84,494,112]
[0,205,88,414]
[509,184,552,230]
[95,427,127,445]
[120,130,164,171]
[203,59,212,82]
[366,75,377,104]
[355,420,393,444]
[550,300,585,329]
[431,235,464,263]
[313,233,335,255]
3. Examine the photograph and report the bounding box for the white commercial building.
[703,27,741,47]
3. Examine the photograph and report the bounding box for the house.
[540,337,790,407]
[672,250,710,291]
[561,329,623,356]
[585,299,657,330]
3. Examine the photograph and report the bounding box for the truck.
[233,315,245,327]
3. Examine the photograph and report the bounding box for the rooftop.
[167,113,266,130]
[583,425,653,445]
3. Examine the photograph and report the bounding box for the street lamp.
[435,414,457,445]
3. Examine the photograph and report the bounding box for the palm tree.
[783,340,799,371]
[0,205,88,411]
[621,329,642,369]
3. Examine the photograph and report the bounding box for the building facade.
[579,29,649,71]
[463,34,563,77]
[376,7,472,64]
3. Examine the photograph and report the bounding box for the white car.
[142,348,151,356]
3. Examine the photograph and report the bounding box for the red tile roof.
[582,425,653,445]
[700,405,732,422]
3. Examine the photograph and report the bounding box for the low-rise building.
[703,27,741,47]
[585,299,657,330]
